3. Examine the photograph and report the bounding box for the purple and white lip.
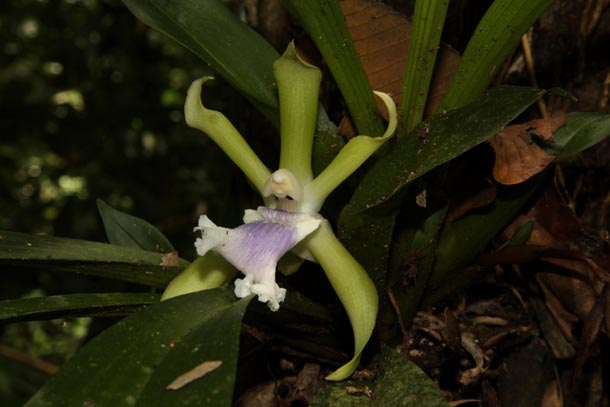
[194,204,321,311]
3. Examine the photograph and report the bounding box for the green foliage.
[97,199,175,253]
[25,289,250,407]
[282,0,385,136]
[438,0,555,110]
[399,0,450,135]
[122,0,280,123]
[0,293,160,323]
[311,346,448,406]
[0,230,185,287]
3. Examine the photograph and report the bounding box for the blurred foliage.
[0,1,275,402]
[0,0,273,256]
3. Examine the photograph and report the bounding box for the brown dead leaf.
[490,114,566,185]
[166,360,222,390]
[160,251,179,267]
[337,0,460,136]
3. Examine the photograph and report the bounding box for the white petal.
[193,215,230,256]
[243,209,263,224]
[195,209,321,311]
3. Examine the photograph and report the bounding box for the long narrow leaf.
[282,0,385,136]
[122,0,280,121]
[399,0,450,136]
[0,230,186,287]
[0,293,160,323]
[438,0,554,111]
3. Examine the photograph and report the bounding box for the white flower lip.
[194,206,321,311]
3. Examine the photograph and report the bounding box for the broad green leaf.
[311,346,448,406]
[135,296,249,406]
[421,112,610,305]
[399,0,450,135]
[0,293,160,323]
[97,199,174,253]
[423,174,545,306]
[122,0,280,121]
[551,112,610,157]
[0,230,186,287]
[26,288,250,407]
[282,0,385,137]
[345,86,555,215]
[438,0,555,111]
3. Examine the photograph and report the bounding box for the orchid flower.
[162,43,397,380]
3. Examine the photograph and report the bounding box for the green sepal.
[185,77,271,194]
[275,42,322,184]
[304,91,397,213]
[306,221,378,380]
[162,252,238,301]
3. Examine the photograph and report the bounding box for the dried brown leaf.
[338,0,460,136]
[490,114,566,185]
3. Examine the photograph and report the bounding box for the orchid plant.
[162,43,397,380]
[5,0,610,405]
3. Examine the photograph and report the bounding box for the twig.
[521,30,548,118]
[0,343,59,375]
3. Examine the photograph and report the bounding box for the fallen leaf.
[166,360,223,390]
[338,0,460,137]
[490,114,567,185]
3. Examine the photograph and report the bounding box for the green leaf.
[97,199,174,253]
[552,112,610,157]
[423,174,545,306]
[399,0,450,135]
[387,206,448,330]
[373,346,448,406]
[0,230,186,287]
[311,345,448,406]
[26,288,250,407]
[282,0,385,137]
[0,293,160,323]
[346,86,553,215]
[507,219,535,246]
[121,0,280,121]
[438,0,554,110]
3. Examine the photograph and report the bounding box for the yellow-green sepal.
[303,91,397,212]
[306,221,378,380]
[274,42,322,184]
[161,252,238,301]
[185,77,271,195]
